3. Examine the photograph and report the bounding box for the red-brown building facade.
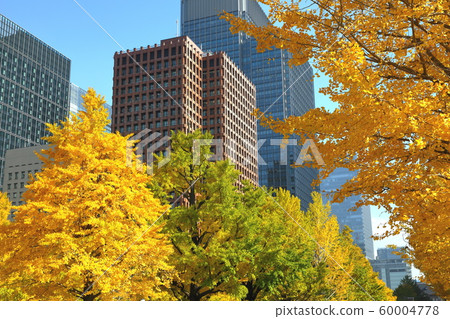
[112,36,258,184]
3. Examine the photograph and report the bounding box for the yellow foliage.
[0,89,174,300]
[224,0,450,299]
[0,192,11,226]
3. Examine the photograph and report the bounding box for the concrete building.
[112,36,258,184]
[0,14,71,189]
[70,83,112,132]
[2,145,47,206]
[321,168,374,259]
[180,0,317,210]
[370,247,412,290]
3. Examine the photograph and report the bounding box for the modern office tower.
[370,247,412,290]
[70,83,112,132]
[0,14,71,189]
[112,36,258,184]
[321,168,375,259]
[2,145,47,206]
[181,0,318,210]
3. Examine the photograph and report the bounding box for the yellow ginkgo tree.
[224,0,450,298]
[0,89,173,301]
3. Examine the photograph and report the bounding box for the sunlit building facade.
[181,0,317,210]
[321,168,375,259]
[0,14,70,189]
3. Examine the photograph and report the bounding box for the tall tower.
[321,168,375,259]
[111,36,258,184]
[0,14,71,189]
[181,0,318,210]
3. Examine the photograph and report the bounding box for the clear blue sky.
[2,0,414,270]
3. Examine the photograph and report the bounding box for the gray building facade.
[321,168,374,259]
[0,14,71,189]
[2,145,47,206]
[370,247,412,290]
[181,0,318,210]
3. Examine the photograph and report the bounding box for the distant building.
[2,145,48,207]
[181,0,318,210]
[70,83,112,132]
[112,36,258,184]
[370,247,412,290]
[0,14,71,189]
[416,282,443,301]
[321,168,374,259]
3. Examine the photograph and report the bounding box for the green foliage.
[394,276,432,301]
[152,131,394,301]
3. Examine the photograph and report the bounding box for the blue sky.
[1,0,413,270]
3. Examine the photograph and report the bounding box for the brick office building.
[112,36,258,184]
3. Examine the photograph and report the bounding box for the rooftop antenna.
[176,20,179,37]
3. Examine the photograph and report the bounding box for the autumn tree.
[273,192,394,301]
[0,89,173,301]
[151,131,256,300]
[223,0,450,298]
[151,132,315,301]
[237,187,314,301]
[152,133,392,301]
[0,192,11,226]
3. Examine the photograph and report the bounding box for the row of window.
[116,46,183,66]
[115,69,183,86]
[116,58,181,76]
[118,119,182,133]
[6,181,25,190]
[7,169,38,180]
[0,16,71,78]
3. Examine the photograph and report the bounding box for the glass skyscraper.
[321,168,375,259]
[370,247,412,290]
[0,14,71,188]
[181,0,318,210]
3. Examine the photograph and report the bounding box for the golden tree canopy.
[0,89,173,301]
[224,0,450,298]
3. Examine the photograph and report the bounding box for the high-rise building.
[70,83,112,132]
[112,36,258,184]
[321,168,374,259]
[2,145,47,207]
[370,247,412,290]
[0,14,71,189]
[180,0,318,210]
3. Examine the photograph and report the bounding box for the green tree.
[239,187,313,301]
[394,276,432,301]
[276,193,394,301]
[152,131,253,300]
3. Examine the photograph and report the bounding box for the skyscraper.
[370,247,412,290]
[112,36,258,184]
[321,168,375,259]
[0,14,71,188]
[181,0,317,210]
